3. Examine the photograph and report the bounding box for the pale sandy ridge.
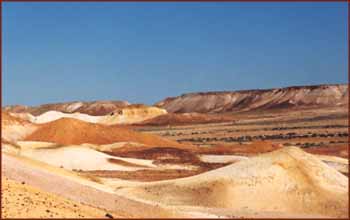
[115,147,348,218]
[17,145,156,171]
[2,153,179,218]
[12,105,167,125]
[2,112,37,142]
[2,145,348,218]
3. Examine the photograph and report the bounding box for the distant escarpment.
[155,84,348,113]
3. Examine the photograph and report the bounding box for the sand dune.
[24,117,186,147]
[2,135,348,217]
[18,144,155,171]
[10,105,167,125]
[2,94,348,219]
[2,153,178,218]
[116,147,348,218]
[32,111,101,124]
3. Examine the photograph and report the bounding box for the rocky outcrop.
[100,104,167,125]
[155,84,348,113]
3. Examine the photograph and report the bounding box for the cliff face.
[3,100,130,116]
[155,84,348,113]
[4,84,348,115]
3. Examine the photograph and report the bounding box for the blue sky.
[3,2,348,106]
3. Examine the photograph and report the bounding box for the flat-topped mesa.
[155,84,348,113]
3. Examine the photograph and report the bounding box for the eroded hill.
[4,100,130,116]
[155,84,348,113]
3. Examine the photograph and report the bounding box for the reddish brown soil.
[195,141,282,155]
[102,145,234,181]
[135,113,234,126]
[106,146,201,165]
[81,162,228,182]
[304,145,348,158]
[107,158,149,168]
[81,169,202,182]
[24,118,188,147]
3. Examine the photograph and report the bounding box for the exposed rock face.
[155,84,348,113]
[3,100,130,116]
[100,104,167,125]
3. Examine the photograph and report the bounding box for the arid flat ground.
[1,177,118,218]
[2,102,348,218]
[136,107,348,157]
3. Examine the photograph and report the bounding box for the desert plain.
[1,84,349,218]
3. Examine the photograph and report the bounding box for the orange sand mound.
[24,118,187,147]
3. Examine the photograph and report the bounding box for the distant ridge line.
[175,83,348,98]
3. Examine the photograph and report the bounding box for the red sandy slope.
[24,118,187,147]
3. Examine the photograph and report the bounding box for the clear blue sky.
[3,2,348,106]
